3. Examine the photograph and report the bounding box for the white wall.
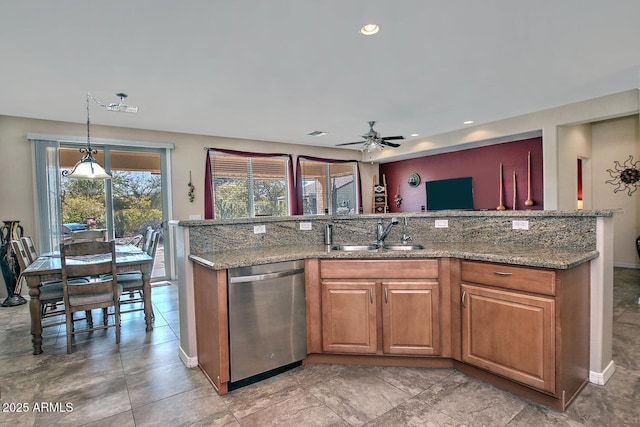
[591,116,640,268]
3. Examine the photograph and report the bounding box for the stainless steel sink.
[331,244,379,252]
[383,244,425,251]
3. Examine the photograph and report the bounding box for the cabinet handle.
[461,290,466,308]
[493,271,513,276]
[384,287,388,303]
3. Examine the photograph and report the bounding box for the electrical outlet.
[435,219,449,228]
[253,224,266,234]
[299,222,312,231]
[512,220,529,230]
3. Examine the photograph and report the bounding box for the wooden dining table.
[22,244,154,355]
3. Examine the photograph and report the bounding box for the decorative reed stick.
[513,171,517,210]
[497,163,506,210]
[525,151,534,206]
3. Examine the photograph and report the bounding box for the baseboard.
[151,280,172,287]
[589,360,615,385]
[179,346,198,368]
[614,262,640,269]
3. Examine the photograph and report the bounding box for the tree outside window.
[210,153,290,219]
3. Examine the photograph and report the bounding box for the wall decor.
[188,171,195,202]
[497,163,506,210]
[513,171,517,210]
[394,185,402,208]
[408,173,421,187]
[605,155,640,196]
[525,151,534,206]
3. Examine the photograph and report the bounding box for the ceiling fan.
[336,121,404,152]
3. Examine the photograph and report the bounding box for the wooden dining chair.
[70,229,106,242]
[11,239,90,327]
[117,230,160,318]
[60,240,121,353]
[20,236,38,264]
[141,227,154,253]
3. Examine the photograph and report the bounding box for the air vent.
[307,130,328,137]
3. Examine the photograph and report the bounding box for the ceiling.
[2,1,640,153]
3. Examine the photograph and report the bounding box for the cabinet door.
[461,283,555,393]
[382,281,440,355]
[322,281,377,354]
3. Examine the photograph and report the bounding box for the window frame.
[206,149,295,219]
[296,156,362,215]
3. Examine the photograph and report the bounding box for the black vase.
[1,220,27,307]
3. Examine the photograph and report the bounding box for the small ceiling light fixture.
[463,120,474,125]
[62,92,138,180]
[360,23,380,35]
[410,133,419,137]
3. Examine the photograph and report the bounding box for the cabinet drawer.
[461,261,555,296]
[320,259,438,279]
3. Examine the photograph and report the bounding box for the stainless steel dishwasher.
[228,260,306,385]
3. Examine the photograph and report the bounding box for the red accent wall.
[380,137,543,212]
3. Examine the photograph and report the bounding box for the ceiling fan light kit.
[106,93,139,113]
[336,120,404,152]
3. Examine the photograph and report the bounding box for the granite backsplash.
[183,211,616,256]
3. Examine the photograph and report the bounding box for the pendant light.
[62,92,138,180]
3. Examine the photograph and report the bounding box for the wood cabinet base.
[454,361,588,412]
[304,353,454,369]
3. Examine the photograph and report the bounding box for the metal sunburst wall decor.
[605,155,640,196]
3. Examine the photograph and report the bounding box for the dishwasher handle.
[229,268,305,284]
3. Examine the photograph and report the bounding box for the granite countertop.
[189,242,599,271]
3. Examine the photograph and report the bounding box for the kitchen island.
[170,210,618,410]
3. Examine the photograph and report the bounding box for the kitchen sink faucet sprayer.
[377,217,398,246]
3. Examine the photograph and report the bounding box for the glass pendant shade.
[63,149,111,179]
[61,92,118,180]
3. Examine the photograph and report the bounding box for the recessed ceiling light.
[410,133,419,137]
[463,120,474,125]
[307,130,328,137]
[360,24,380,35]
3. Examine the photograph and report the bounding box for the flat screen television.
[425,177,474,211]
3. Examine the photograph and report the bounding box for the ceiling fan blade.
[381,135,404,141]
[336,140,366,146]
[380,140,401,148]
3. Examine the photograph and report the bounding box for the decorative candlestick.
[497,163,506,210]
[513,171,517,210]
[525,151,534,206]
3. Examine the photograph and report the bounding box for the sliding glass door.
[34,139,172,281]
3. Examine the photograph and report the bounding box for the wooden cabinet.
[383,281,440,355]
[458,260,590,408]
[193,262,230,395]
[322,281,377,353]
[319,259,441,356]
[461,282,555,392]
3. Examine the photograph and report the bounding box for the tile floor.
[1,268,639,426]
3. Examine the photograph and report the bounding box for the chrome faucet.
[401,217,412,244]
[377,217,398,246]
